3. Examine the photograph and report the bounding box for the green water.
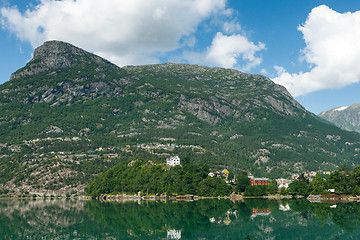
[0,198,360,239]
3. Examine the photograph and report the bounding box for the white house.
[279,203,291,211]
[167,229,181,240]
[278,183,289,190]
[166,156,181,166]
[276,178,290,190]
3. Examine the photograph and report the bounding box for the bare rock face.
[264,96,298,116]
[41,125,63,134]
[10,40,117,80]
[34,41,80,69]
[179,97,220,125]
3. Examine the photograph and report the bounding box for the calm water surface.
[0,198,360,239]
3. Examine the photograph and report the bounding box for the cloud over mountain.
[273,5,360,97]
[1,0,265,70]
[205,32,265,71]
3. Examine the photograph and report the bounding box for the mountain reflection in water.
[1,198,360,239]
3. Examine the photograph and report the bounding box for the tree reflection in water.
[1,198,360,239]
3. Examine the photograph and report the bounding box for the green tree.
[236,171,250,193]
[288,180,310,196]
[197,177,232,197]
[244,185,268,197]
[267,180,278,195]
[310,173,326,195]
[181,156,190,165]
[352,165,360,185]
[280,187,287,195]
[352,185,360,196]
[327,169,355,194]
[298,173,309,183]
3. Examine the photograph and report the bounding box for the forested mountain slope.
[1,40,360,194]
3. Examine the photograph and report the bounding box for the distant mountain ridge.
[319,103,360,133]
[1,40,360,194]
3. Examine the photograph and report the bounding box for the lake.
[1,198,360,239]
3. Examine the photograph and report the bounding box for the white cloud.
[260,68,268,75]
[1,0,227,66]
[273,5,360,97]
[274,66,286,75]
[182,32,266,71]
[205,32,265,71]
[223,20,241,34]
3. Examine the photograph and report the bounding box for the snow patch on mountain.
[334,106,348,111]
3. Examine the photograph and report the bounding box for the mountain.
[1,40,360,195]
[319,103,360,133]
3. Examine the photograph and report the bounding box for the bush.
[244,185,268,196]
[280,187,287,195]
[288,180,310,196]
[196,177,232,197]
[236,173,250,193]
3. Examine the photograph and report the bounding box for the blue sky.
[1,0,360,114]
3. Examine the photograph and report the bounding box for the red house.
[250,208,271,219]
[250,178,269,185]
[251,208,271,214]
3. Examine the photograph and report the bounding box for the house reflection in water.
[279,203,291,211]
[209,210,237,225]
[223,218,231,225]
[167,229,181,240]
[250,208,271,219]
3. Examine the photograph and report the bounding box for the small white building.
[276,178,290,190]
[278,183,289,190]
[167,229,181,240]
[166,156,181,166]
[279,203,291,211]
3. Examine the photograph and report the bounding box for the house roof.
[252,178,269,181]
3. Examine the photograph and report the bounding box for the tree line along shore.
[84,158,360,200]
[2,157,359,200]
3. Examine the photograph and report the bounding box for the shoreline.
[0,195,92,200]
[307,194,360,203]
[2,193,360,204]
[98,194,243,202]
[98,193,293,202]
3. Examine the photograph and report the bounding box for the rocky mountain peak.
[10,40,117,80]
[32,40,87,69]
[319,102,360,133]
